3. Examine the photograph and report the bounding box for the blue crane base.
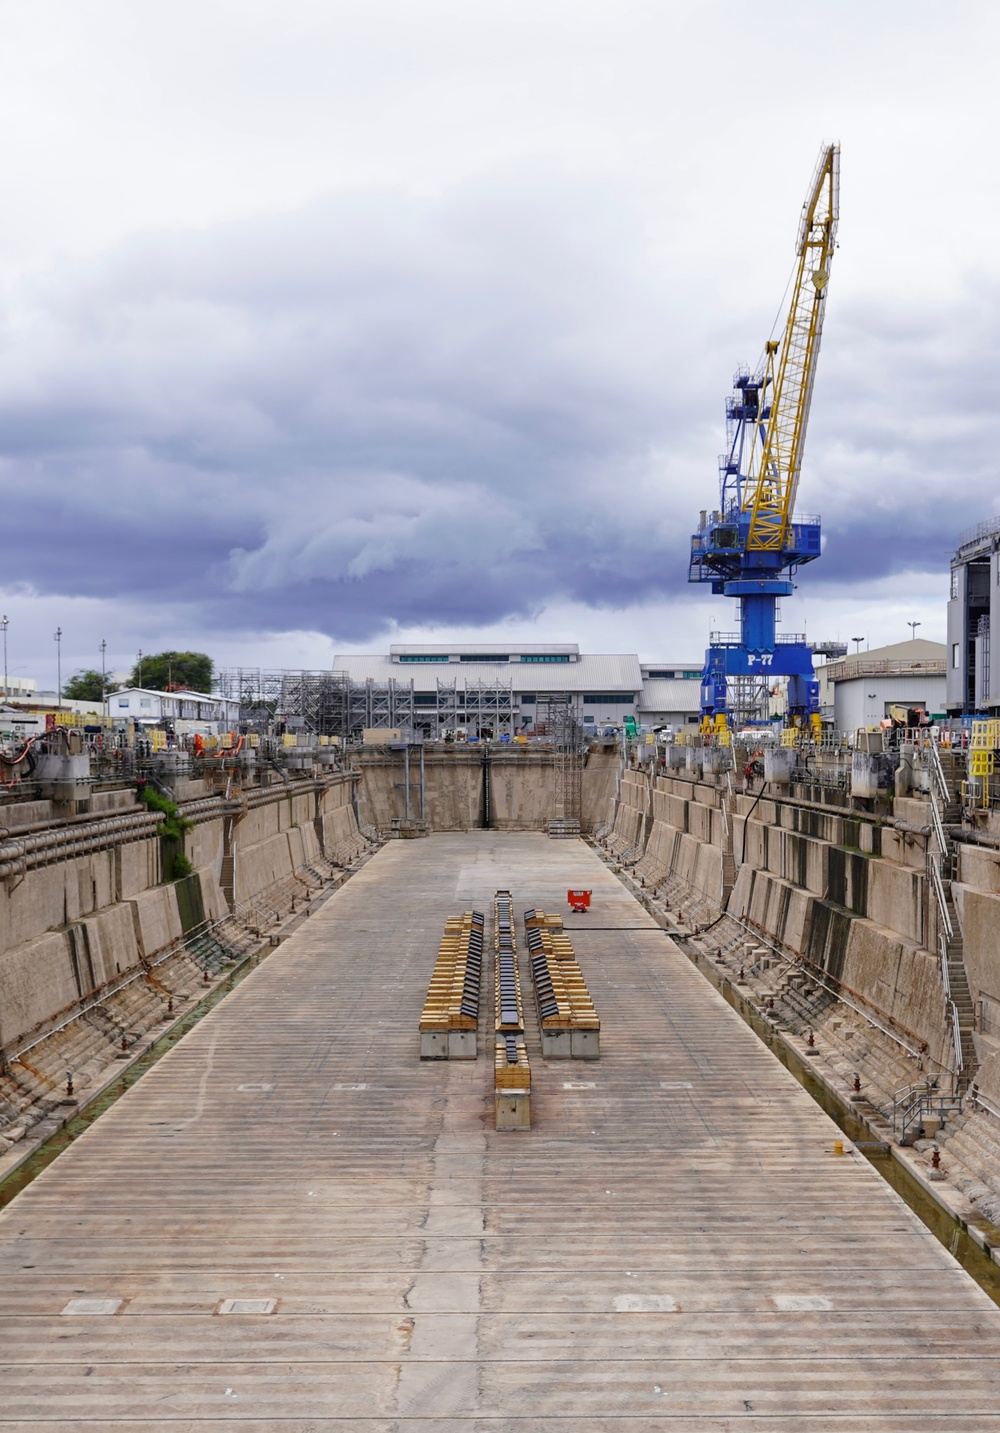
[699,639,819,722]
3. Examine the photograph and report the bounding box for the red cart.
[567,888,592,913]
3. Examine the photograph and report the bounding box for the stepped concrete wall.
[605,764,958,1073]
[0,771,365,1056]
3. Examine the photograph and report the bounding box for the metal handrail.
[929,742,952,809]
[928,856,953,943]
[950,1000,965,1075]
[893,1085,963,1142]
[928,790,948,858]
[969,1086,1000,1123]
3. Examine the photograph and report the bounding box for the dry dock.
[2,832,1000,1430]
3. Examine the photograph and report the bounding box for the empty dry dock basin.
[3,831,1000,1428]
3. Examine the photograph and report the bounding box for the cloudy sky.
[1,0,995,688]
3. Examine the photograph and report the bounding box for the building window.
[117,699,129,709]
[398,654,449,663]
[953,643,961,668]
[460,654,508,662]
[683,670,702,679]
[413,693,438,706]
[583,694,634,704]
[951,568,960,598]
[140,699,151,709]
[520,654,570,663]
[647,670,674,679]
[520,694,535,704]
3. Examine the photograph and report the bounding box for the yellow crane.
[746,143,840,551]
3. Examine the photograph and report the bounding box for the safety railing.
[928,742,953,810]
[950,1001,965,1078]
[892,1082,963,1143]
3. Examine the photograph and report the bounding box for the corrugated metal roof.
[332,653,643,693]
[638,679,701,712]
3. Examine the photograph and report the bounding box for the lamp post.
[908,621,921,641]
[100,639,107,719]
[852,637,864,655]
[137,648,143,689]
[55,627,62,708]
[1,614,7,701]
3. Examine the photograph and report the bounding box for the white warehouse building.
[330,644,703,739]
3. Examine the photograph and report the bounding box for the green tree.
[130,651,214,692]
[63,669,118,703]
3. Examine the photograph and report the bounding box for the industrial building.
[817,638,947,730]
[325,644,703,739]
[947,516,1000,715]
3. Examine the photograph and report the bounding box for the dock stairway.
[928,743,977,1093]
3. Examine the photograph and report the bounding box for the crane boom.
[746,143,840,552]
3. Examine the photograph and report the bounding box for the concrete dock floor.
[3,831,1000,1430]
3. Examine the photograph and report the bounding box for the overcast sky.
[1,0,995,688]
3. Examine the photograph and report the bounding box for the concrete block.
[495,1090,531,1129]
[447,1029,477,1060]
[541,1028,572,1058]
[420,1030,448,1059]
[571,1028,600,1059]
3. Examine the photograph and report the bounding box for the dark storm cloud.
[797,284,1000,583]
[0,177,699,639]
[0,177,992,643]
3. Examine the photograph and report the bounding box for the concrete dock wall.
[604,765,959,1073]
[0,771,367,1058]
[354,746,622,834]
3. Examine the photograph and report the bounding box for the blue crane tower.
[688,143,840,733]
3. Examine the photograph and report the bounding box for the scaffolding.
[422,678,515,739]
[724,674,773,730]
[215,668,516,742]
[537,694,585,831]
[348,678,415,735]
[216,668,351,737]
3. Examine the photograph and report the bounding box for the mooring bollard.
[65,1072,74,1098]
[833,1140,844,1156]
